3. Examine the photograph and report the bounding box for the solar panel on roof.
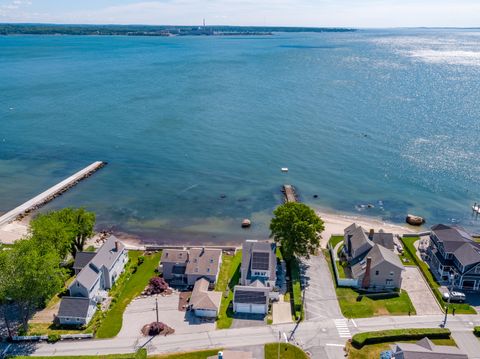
[234,290,267,304]
[252,252,270,270]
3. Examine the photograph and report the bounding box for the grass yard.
[324,249,416,318]
[401,237,476,314]
[336,287,416,318]
[151,349,221,359]
[336,260,347,278]
[329,235,344,249]
[216,250,242,329]
[95,251,162,338]
[264,343,309,359]
[347,337,456,359]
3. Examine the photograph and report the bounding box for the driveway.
[302,252,342,320]
[272,295,293,324]
[231,314,266,328]
[401,266,442,315]
[117,292,215,339]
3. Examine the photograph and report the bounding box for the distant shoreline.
[0,23,356,37]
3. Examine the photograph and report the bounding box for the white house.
[57,236,128,326]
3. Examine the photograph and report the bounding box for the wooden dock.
[0,161,106,226]
[282,184,297,203]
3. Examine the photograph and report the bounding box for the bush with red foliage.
[145,276,170,295]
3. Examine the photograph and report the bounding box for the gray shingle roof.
[185,248,222,277]
[392,337,467,359]
[89,235,125,271]
[372,231,394,251]
[161,249,189,264]
[345,224,373,257]
[73,252,96,271]
[189,278,222,311]
[432,224,480,268]
[351,244,403,279]
[57,296,91,319]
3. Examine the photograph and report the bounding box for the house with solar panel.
[56,236,128,326]
[233,240,277,314]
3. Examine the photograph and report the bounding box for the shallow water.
[1,29,480,244]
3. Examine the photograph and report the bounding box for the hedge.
[289,258,303,320]
[474,327,480,337]
[351,328,451,349]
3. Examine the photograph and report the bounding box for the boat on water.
[473,204,480,214]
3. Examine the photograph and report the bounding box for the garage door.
[235,303,251,313]
[251,304,266,314]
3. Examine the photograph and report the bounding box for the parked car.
[442,291,466,303]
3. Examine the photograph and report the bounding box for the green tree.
[30,208,95,259]
[5,239,66,331]
[270,202,324,260]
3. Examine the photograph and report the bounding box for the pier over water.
[0,161,106,226]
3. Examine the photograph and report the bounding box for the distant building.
[57,236,128,326]
[161,248,222,286]
[233,240,277,315]
[427,224,480,290]
[388,337,467,358]
[188,278,222,318]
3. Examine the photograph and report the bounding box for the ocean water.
[1,29,480,244]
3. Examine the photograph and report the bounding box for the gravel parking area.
[401,266,442,315]
[117,292,215,339]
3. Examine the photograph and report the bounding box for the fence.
[12,333,94,342]
[328,243,359,288]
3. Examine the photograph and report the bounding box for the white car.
[442,291,466,303]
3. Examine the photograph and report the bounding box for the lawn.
[95,250,162,338]
[324,249,416,318]
[329,235,344,249]
[400,237,476,314]
[264,343,309,359]
[216,250,242,329]
[288,257,303,320]
[347,337,456,359]
[336,260,347,278]
[150,349,221,359]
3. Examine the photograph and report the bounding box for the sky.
[0,0,479,28]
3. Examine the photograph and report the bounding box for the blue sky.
[1,0,479,27]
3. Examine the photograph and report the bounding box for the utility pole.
[155,297,159,323]
[443,273,454,327]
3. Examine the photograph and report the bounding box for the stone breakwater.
[0,161,107,226]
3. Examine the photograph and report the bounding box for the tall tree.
[270,202,324,260]
[5,239,66,331]
[30,208,95,259]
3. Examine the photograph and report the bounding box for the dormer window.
[210,258,213,263]
[207,268,210,273]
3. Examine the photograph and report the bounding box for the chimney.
[218,351,223,359]
[115,241,119,252]
[368,229,374,240]
[362,257,372,289]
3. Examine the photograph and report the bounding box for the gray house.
[240,240,277,288]
[233,240,277,315]
[344,223,394,264]
[351,243,404,291]
[389,337,467,358]
[161,248,222,286]
[57,236,128,326]
[427,224,480,290]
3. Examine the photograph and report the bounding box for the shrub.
[137,256,145,266]
[474,326,480,337]
[135,349,147,359]
[351,328,451,349]
[145,276,170,295]
[47,334,61,343]
[141,321,174,336]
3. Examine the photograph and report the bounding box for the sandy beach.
[316,208,419,248]
[0,207,420,249]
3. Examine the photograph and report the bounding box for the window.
[194,258,197,263]
[386,279,393,286]
[195,268,198,273]
[210,259,214,263]
[207,268,210,273]
[390,271,394,276]
[76,318,80,322]
[375,270,379,276]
